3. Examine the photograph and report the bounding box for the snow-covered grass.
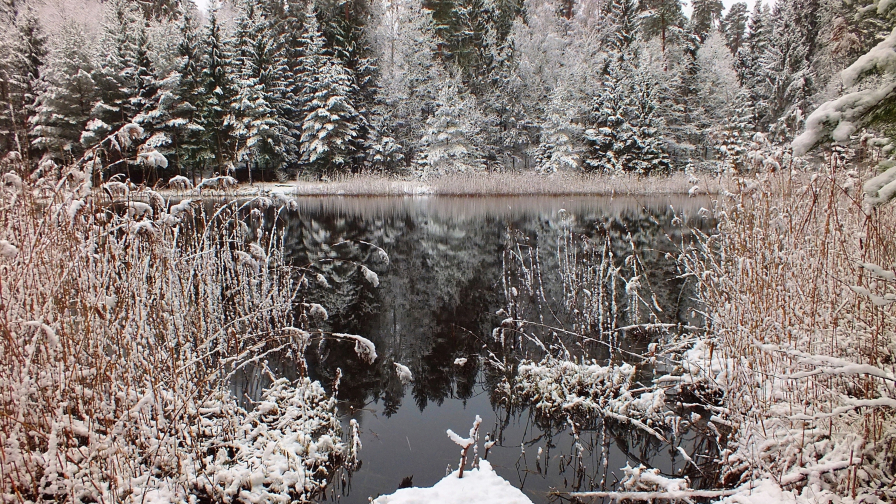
[0,169,360,502]
[674,159,896,502]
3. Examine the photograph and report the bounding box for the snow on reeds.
[0,169,359,502]
[674,156,896,501]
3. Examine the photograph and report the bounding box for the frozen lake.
[230,195,718,503]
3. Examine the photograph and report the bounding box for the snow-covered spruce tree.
[198,8,238,173]
[315,0,376,104]
[80,0,154,161]
[0,7,46,160]
[768,0,821,142]
[230,1,297,181]
[430,0,493,84]
[315,0,376,168]
[29,20,98,164]
[734,2,774,133]
[508,0,567,135]
[584,59,670,175]
[792,0,896,157]
[696,29,752,171]
[417,76,485,176]
[138,4,205,176]
[297,7,365,176]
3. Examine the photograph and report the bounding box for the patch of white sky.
[193,0,764,19]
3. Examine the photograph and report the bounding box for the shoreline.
[153,171,725,198]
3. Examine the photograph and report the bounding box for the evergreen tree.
[696,29,751,169]
[368,0,442,172]
[297,7,364,174]
[314,0,376,166]
[637,0,686,53]
[690,0,723,41]
[0,7,46,158]
[721,2,748,55]
[735,2,774,132]
[417,77,485,175]
[30,21,97,163]
[768,0,820,140]
[144,4,205,173]
[434,0,493,82]
[230,1,297,179]
[81,0,146,150]
[198,9,238,171]
[584,61,670,174]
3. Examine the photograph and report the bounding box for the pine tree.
[637,0,686,53]
[690,0,723,41]
[721,2,748,55]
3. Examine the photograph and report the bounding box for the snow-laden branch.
[333,333,378,364]
[792,27,896,156]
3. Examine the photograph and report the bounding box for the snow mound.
[371,460,533,504]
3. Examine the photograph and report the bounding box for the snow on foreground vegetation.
[371,460,533,504]
[0,168,368,503]
[674,164,896,503]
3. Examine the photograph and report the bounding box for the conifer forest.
[0,0,891,181]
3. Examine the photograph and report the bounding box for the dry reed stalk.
[0,168,346,502]
[679,157,896,498]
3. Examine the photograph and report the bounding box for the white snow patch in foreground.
[371,460,533,504]
[716,478,817,504]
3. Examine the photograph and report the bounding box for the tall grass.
[679,157,896,499]
[0,167,354,502]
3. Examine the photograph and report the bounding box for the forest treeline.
[0,0,893,183]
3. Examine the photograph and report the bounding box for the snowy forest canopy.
[0,0,894,182]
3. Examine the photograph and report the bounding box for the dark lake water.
[230,195,717,503]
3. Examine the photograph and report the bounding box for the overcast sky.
[193,0,762,19]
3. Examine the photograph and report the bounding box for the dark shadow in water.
[230,195,718,503]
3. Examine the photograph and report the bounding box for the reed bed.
[279,170,726,197]
[0,168,356,503]
[677,157,896,500]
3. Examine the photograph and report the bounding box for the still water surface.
[233,195,716,503]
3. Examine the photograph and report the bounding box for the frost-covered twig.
[447,415,482,478]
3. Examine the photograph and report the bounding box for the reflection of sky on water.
[231,195,718,503]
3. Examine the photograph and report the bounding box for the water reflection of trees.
[239,199,716,498]
[268,202,708,415]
